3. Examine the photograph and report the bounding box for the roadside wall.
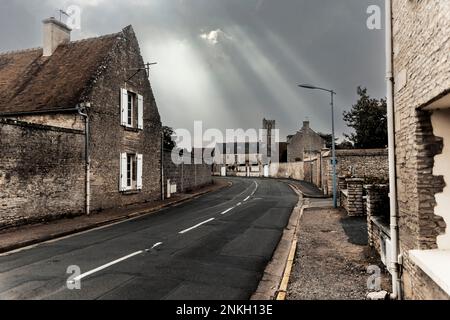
[0,119,85,229]
[322,149,388,196]
[269,162,304,181]
[163,151,213,195]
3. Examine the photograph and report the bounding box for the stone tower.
[262,119,275,158]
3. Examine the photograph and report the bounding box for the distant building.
[213,119,280,176]
[287,121,326,162]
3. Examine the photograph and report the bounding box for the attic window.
[121,88,144,130]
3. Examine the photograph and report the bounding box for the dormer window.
[121,88,143,130]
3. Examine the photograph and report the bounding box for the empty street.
[0,178,297,300]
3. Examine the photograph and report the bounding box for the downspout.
[77,104,91,216]
[161,129,165,201]
[385,0,402,300]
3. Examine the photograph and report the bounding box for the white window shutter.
[136,154,143,190]
[120,88,128,126]
[120,153,128,191]
[137,94,144,130]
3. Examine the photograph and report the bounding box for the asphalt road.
[0,177,298,300]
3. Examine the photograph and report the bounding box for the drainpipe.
[77,103,91,215]
[385,0,402,300]
[161,130,165,201]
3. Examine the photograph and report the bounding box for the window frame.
[121,88,143,130]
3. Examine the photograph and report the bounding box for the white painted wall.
[432,109,450,250]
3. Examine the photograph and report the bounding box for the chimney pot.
[303,120,310,130]
[42,17,71,57]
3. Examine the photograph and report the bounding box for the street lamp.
[298,84,338,209]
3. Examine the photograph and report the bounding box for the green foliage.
[162,126,176,151]
[336,139,354,150]
[318,132,334,149]
[343,87,388,149]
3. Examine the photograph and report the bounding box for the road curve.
[0,177,298,300]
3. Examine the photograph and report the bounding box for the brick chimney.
[303,120,310,130]
[42,17,71,57]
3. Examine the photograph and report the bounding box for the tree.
[318,132,337,149]
[343,87,388,149]
[162,126,176,151]
[336,139,354,150]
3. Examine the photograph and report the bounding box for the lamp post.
[298,84,337,208]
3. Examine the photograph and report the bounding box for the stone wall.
[366,185,390,258]
[0,119,85,229]
[393,0,450,299]
[269,162,304,181]
[322,149,388,196]
[345,178,365,216]
[163,151,213,195]
[402,253,450,300]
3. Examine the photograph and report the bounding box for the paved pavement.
[0,177,297,300]
[278,179,327,198]
[287,199,390,300]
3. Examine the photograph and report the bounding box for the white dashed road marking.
[221,208,234,215]
[179,218,215,235]
[68,251,144,284]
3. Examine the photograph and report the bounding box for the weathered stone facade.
[0,119,85,229]
[287,121,325,162]
[0,24,163,226]
[392,0,450,299]
[87,26,162,211]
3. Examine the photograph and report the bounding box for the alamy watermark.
[367,265,382,291]
[62,5,82,30]
[66,265,82,290]
[366,5,382,30]
[169,121,280,167]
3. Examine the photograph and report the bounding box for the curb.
[0,181,232,255]
[276,239,297,300]
[250,183,304,300]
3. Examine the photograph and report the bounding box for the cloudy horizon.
[0,0,386,142]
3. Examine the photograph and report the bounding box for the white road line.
[236,202,242,207]
[69,251,143,283]
[251,181,258,196]
[221,208,234,215]
[243,196,250,202]
[179,218,215,234]
[151,242,163,249]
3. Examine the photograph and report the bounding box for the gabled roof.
[0,28,127,115]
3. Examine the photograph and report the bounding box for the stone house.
[390,0,450,299]
[287,121,325,162]
[0,18,162,228]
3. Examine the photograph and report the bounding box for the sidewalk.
[286,199,391,300]
[280,179,328,199]
[0,179,230,254]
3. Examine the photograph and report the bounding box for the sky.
[0,0,386,142]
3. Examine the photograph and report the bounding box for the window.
[127,154,136,188]
[121,88,143,130]
[120,153,143,191]
[127,93,135,127]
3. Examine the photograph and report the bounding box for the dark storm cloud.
[0,0,386,141]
